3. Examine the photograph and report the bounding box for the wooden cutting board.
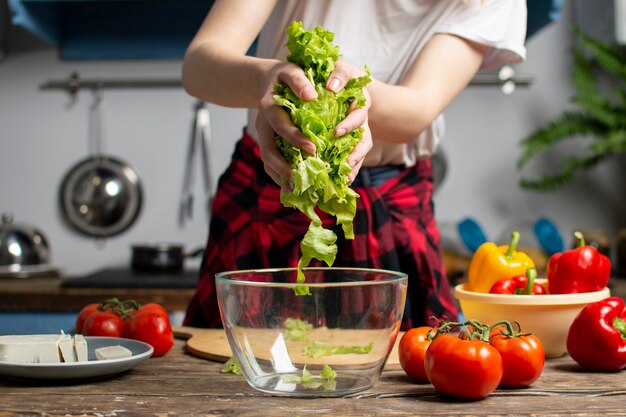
[173,326,403,371]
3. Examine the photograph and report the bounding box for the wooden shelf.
[0,276,195,312]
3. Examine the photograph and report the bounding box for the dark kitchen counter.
[60,268,200,289]
[1,337,626,416]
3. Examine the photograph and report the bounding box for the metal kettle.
[0,212,51,266]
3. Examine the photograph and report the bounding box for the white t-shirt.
[246,0,527,167]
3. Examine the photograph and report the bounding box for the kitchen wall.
[436,0,626,257]
[1,1,624,277]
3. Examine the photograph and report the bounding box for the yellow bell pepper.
[467,231,535,293]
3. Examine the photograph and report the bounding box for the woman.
[182,0,527,329]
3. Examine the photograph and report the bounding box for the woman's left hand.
[326,59,373,184]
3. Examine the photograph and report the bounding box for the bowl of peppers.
[454,231,612,358]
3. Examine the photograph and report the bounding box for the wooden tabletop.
[1,338,625,416]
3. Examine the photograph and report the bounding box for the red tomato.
[82,311,125,337]
[132,303,169,318]
[124,308,173,357]
[490,333,545,387]
[75,303,100,334]
[398,327,433,383]
[75,301,124,334]
[425,334,503,399]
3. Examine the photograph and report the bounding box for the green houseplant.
[518,27,626,191]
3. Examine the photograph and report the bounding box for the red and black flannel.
[183,131,458,329]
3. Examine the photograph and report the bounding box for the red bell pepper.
[566,296,626,371]
[489,268,546,295]
[547,231,611,294]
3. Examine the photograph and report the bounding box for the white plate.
[0,337,153,381]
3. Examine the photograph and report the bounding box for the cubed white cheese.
[95,345,132,360]
[0,333,91,364]
[58,333,77,363]
[0,334,64,364]
[74,334,88,362]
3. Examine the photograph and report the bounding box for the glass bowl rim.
[215,266,408,288]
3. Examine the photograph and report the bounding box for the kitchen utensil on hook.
[432,145,448,193]
[180,101,214,226]
[59,89,143,238]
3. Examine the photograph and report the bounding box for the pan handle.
[184,247,205,258]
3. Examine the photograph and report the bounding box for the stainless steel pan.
[130,243,203,273]
[59,91,143,238]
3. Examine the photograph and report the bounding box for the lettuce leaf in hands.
[273,21,371,294]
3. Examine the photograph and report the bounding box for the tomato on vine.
[425,332,503,400]
[74,298,174,357]
[490,322,545,387]
[124,304,174,357]
[82,311,125,338]
[75,303,101,334]
[398,326,434,383]
[76,299,123,335]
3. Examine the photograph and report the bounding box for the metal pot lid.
[0,212,51,266]
[59,155,143,238]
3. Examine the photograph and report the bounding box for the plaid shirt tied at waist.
[184,131,457,329]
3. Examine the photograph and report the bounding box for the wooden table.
[1,338,625,416]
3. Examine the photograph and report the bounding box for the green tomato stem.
[487,320,520,338]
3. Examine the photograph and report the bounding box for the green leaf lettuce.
[273,21,371,290]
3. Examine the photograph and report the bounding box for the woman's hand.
[256,61,317,189]
[255,59,373,188]
[326,59,372,184]
[327,60,373,184]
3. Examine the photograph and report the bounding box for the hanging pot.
[130,243,204,273]
[59,90,143,238]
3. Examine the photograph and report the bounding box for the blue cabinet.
[0,312,77,334]
[8,0,214,59]
[8,0,560,60]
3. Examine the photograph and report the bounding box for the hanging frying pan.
[59,90,143,238]
[60,156,142,237]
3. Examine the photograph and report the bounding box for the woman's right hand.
[255,61,318,190]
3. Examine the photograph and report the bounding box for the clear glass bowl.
[216,267,408,397]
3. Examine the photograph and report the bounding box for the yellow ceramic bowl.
[454,280,610,358]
